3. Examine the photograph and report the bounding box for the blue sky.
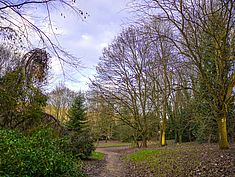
[48,0,133,91]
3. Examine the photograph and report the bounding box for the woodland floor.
[82,142,235,177]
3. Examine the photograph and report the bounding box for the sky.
[48,0,133,91]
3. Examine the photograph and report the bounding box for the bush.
[193,118,218,144]
[66,130,95,159]
[0,128,84,177]
[0,69,48,130]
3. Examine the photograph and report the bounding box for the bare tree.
[92,26,159,147]
[0,0,86,70]
[47,84,77,123]
[0,45,21,76]
[143,19,176,146]
[86,90,116,142]
[135,0,235,149]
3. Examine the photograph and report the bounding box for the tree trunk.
[161,128,166,146]
[142,136,148,148]
[217,113,229,149]
[161,61,168,147]
[208,133,211,144]
[132,133,140,148]
[228,116,234,144]
[175,130,178,143]
[188,130,192,142]
[105,136,108,143]
[179,134,182,144]
[161,100,167,146]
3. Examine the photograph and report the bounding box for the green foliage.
[67,92,87,132]
[192,92,218,143]
[65,131,95,159]
[0,69,47,130]
[0,47,49,130]
[112,123,135,142]
[125,150,161,162]
[90,151,105,160]
[65,92,95,159]
[0,128,84,177]
[193,118,218,144]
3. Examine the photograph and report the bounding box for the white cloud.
[75,34,93,48]
[81,34,92,41]
[44,0,133,91]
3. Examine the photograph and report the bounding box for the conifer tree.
[67,92,87,132]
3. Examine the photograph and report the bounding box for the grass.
[124,143,235,177]
[125,149,162,162]
[124,145,201,176]
[125,148,189,173]
[89,152,105,160]
[96,142,131,148]
[96,140,174,148]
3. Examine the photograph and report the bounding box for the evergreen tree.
[66,92,95,159]
[67,92,87,132]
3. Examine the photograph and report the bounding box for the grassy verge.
[89,151,105,160]
[125,148,182,171]
[124,144,235,177]
[96,142,131,148]
[125,149,162,162]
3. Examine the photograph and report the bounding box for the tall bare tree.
[92,26,159,147]
[145,19,175,146]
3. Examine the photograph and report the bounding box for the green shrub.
[66,131,95,159]
[0,128,84,177]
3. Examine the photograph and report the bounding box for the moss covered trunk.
[161,129,166,146]
[161,117,166,146]
[217,113,229,149]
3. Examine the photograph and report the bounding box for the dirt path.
[94,147,129,177]
[83,143,235,177]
